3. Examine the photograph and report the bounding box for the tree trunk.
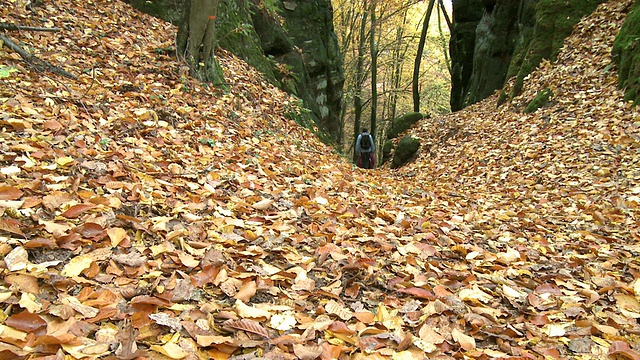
[438,0,452,76]
[177,0,224,84]
[390,10,408,127]
[369,0,377,150]
[352,7,368,163]
[412,0,436,113]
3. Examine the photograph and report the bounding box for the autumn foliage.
[0,0,639,359]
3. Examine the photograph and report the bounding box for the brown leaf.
[190,265,220,287]
[224,319,270,339]
[608,341,640,360]
[397,287,436,300]
[0,218,24,236]
[0,185,23,200]
[60,204,95,218]
[115,320,144,360]
[235,280,257,302]
[5,311,47,333]
[293,344,323,360]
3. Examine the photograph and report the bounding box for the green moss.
[505,0,605,101]
[122,0,183,23]
[391,136,420,169]
[524,88,553,113]
[612,1,640,105]
[386,112,426,139]
[216,0,277,82]
[382,140,393,164]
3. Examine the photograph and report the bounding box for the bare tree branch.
[0,22,61,32]
[0,34,77,79]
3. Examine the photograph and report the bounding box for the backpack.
[360,133,371,150]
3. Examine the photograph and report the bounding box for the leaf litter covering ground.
[0,0,639,359]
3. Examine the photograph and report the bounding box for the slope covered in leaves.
[0,0,639,360]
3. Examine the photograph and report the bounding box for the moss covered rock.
[382,140,393,164]
[612,1,640,105]
[524,88,553,113]
[386,112,426,139]
[504,0,605,103]
[122,0,344,144]
[391,136,420,169]
[451,0,605,110]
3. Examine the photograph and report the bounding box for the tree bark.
[177,0,224,84]
[412,0,436,113]
[369,0,377,149]
[352,7,368,163]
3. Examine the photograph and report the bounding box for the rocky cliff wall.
[123,0,344,143]
[450,0,605,111]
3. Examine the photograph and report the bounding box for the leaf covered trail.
[0,0,639,359]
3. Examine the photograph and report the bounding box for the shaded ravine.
[0,0,638,359]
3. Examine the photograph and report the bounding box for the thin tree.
[352,6,369,163]
[412,0,436,112]
[438,0,452,76]
[369,0,378,145]
[176,0,224,84]
[389,10,409,123]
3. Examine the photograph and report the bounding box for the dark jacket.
[355,132,375,153]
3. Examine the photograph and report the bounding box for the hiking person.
[355,128,375,169]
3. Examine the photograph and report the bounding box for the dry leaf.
[325,300,353,321]
[293,343,323,360]
[451,328,475,351]
[224,319,270,339]
[4,246,28,271]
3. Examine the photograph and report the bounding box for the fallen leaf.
[608,340,640,360]
[224,319,270,339]
[4,246,28,271]
[451,328,476,351]
[60,204,95,218]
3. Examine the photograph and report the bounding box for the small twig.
[0,22,61,32]
[0,34,77,80]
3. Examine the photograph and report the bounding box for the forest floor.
[0,0,639,359]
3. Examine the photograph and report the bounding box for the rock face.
[123,0,344,143]
[450,0,605,111]
[612,0,640,105]
[263,0,344,141]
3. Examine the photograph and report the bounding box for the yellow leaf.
[452,328,476,351]
[150,342,188,359]
[0,325,27,341]
[235,300,271,320]
[55,156,75,166]
[18,293,41,313]
[502,284,526,300]
[252,198,273,210]
[325,300,353,321]
[61,254,93,277]
[615,294,640,319]
[269,311,297,331]
[107,227,128,247]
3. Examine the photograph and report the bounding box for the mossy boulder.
[524,88,553,113]
[382,140,393,164]
[386,112,426,139]
[612,1,640,105]
[391,136,420,169]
